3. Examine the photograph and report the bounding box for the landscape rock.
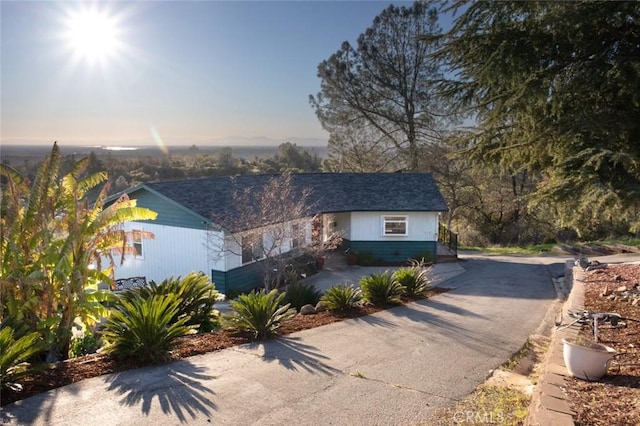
[315,301,327,312]
[299,304,316,315]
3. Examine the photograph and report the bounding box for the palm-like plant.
[283,282,322,312]
[102,294,194,363]
[0,326,46,391]
[226,289,295,340]
[320,284,363,311]
[121,273,223,332]
[359,271,405,306]
[0,142,158,361]
[392,261,431,298]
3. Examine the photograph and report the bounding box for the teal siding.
[212,261,265,296]
[130,190,208,230]
[350,240,436,264]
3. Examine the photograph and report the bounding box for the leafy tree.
[0,142,158,361]
[274,142,322,173]
[322,116,400,173]
[216,147,244,175]
[311,1,452,171]
[437,1,640,231]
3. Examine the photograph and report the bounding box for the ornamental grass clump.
[226,289,296,340]
[320,284,363,311]
[392,260,431,298]
[359,271,405,306]
[102,294,195,363]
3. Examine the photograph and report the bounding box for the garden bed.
[563,264,640,426]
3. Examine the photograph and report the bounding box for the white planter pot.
[562,338,616,381]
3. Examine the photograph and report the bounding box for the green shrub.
[392,260,431,298]
[283,282,322,312]
[0,326,46,391]
[225,289,296,340]
[320,284,363,311]
[69,333,100,358]
[359,271,405,306]
[102,294,194,363]
[121,272,223,332]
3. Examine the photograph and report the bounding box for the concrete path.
[300,258,466,293]
[1,254,561,426]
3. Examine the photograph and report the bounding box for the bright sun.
[63,7,122,64]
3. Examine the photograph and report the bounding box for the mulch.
[562,264,640,426]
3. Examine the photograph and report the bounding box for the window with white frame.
[132,229,144,258]
[382,216,408,236]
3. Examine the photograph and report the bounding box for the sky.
[1,0,438,148]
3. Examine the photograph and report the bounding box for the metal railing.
[438,223,458,254]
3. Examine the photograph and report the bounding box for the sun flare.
[63,7,122,64]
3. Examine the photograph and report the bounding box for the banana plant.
[1,142,158,361]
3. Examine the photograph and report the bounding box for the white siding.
[112,222,219,283]
[332,212,352,240]
[350,211,439,241]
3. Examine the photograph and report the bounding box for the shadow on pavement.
[384,302,502,357]
[255,336,341,375]
[348,312,398,329]
[103,359,217,421]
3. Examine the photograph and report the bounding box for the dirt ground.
[562,263,640,426]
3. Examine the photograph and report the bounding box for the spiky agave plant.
[226,289,295,340]
[283,282,322,312]
[359,271,405,306]
[120,272,223,332]
[392,260,432,298]
[320,284,363,311]
[102,294,194,363]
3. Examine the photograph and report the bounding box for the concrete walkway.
[2,255,559,426]
[299,255,466,293]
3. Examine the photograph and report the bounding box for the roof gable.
[114,184,213,229]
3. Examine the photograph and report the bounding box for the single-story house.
[106,173,449,294]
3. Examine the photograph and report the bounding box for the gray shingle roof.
[143,173,448,223]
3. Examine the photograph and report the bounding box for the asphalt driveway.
[2,254,563,425]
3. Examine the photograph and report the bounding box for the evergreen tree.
[437,1,640,231]
[311,1,452,171]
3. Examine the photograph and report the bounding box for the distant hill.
[0,142,328,163]
[206,136,327,148]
